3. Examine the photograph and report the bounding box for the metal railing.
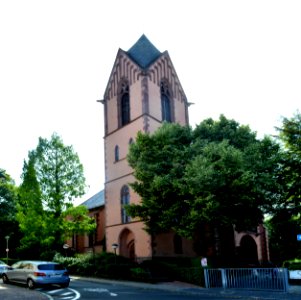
[204,268,289,292]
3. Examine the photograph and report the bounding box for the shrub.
[53,252,137,279]
[130,267,152,282]
[283,259,301,270]
[53,253,204,285]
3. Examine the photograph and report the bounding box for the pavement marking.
[39,287,81,300]
[67,288,81,300]
[84,287,118,296]
[39,291,54,300]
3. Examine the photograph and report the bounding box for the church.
[73,35,269,265]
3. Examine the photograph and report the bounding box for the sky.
[1,0,300,204]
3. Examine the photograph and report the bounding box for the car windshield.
[38,264,65,271]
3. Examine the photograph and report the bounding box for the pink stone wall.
[104,47,191,260]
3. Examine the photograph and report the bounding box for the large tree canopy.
[278,112,301,211]
[35,133,86,215]
[267,112,301,261]
[127,123,193,234]
[17,133,95,258]
[126,115,283,241]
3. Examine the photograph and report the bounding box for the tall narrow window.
[118,82,130,126]
[174,234,183,254]
[121,185,130,223]
[114,145,119,162]
[121,93,130,125]
[161,81,172,122]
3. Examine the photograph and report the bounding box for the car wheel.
[60,282,69,288]
[2,274,9,284]
[27,278,35,289]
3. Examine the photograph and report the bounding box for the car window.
[12,262,23,268]
[23,263,34,270]
[38,264,65,271]
[19,263,28,269]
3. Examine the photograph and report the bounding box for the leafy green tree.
[35,133,86,215]
[267,112,301,261]
[126,116,283,261]
[127,123,193,234]
[18,133,94,257]
[278,112,301,211]
[61,205,96,240]
[17,152,46,258]
[0,169,20,258]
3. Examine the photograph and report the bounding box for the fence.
[204,268,289,292]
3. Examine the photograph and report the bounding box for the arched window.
[118,82,130,127]
[121,185,130,223]
[129,138,133,145]
[173,234,183,254]
[114,145,119,162]
[161,80,172,122]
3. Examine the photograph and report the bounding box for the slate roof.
[80,190,104,210]
[127,34,162,69]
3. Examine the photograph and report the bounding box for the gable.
[103,35,188,106]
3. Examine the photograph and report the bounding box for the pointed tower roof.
[127,34,162,69]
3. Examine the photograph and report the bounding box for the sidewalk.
[74,276,301,299]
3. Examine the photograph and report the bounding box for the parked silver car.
[0,260,10,277]
[2,260,70,289]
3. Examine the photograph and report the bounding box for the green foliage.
[139,258,204,285]
[127,123,193,234]
[16,153,45,257]
[266,211,301,264]
[54,252,137,279]
[277,112,301,211]
[34,133,86,214]
[127,116,283,243]
[61,205,96,239]
[53,252,203,285]
[0,170,18,225]
[278,112,301,154]
[54,252,96,275]
[267,111,301,262]
[130,267,151,281]
[193,114,257,149]
[0,169,20,258]
[282,259,301,270]
[17,133,91,256]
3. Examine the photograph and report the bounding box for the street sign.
[297,234,301,241]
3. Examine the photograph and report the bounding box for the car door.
[19,262,32,283]
[8,261,24,282]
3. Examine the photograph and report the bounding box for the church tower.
[102,35,194,260]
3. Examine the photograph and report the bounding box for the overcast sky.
[1,0,300,203]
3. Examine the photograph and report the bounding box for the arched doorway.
[238,235,258,266]
[119,228,135,260]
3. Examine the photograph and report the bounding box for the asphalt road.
[40,279,215,300]
[2,277,301,300]
[0,282,47,299]
[0,279,215,300]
